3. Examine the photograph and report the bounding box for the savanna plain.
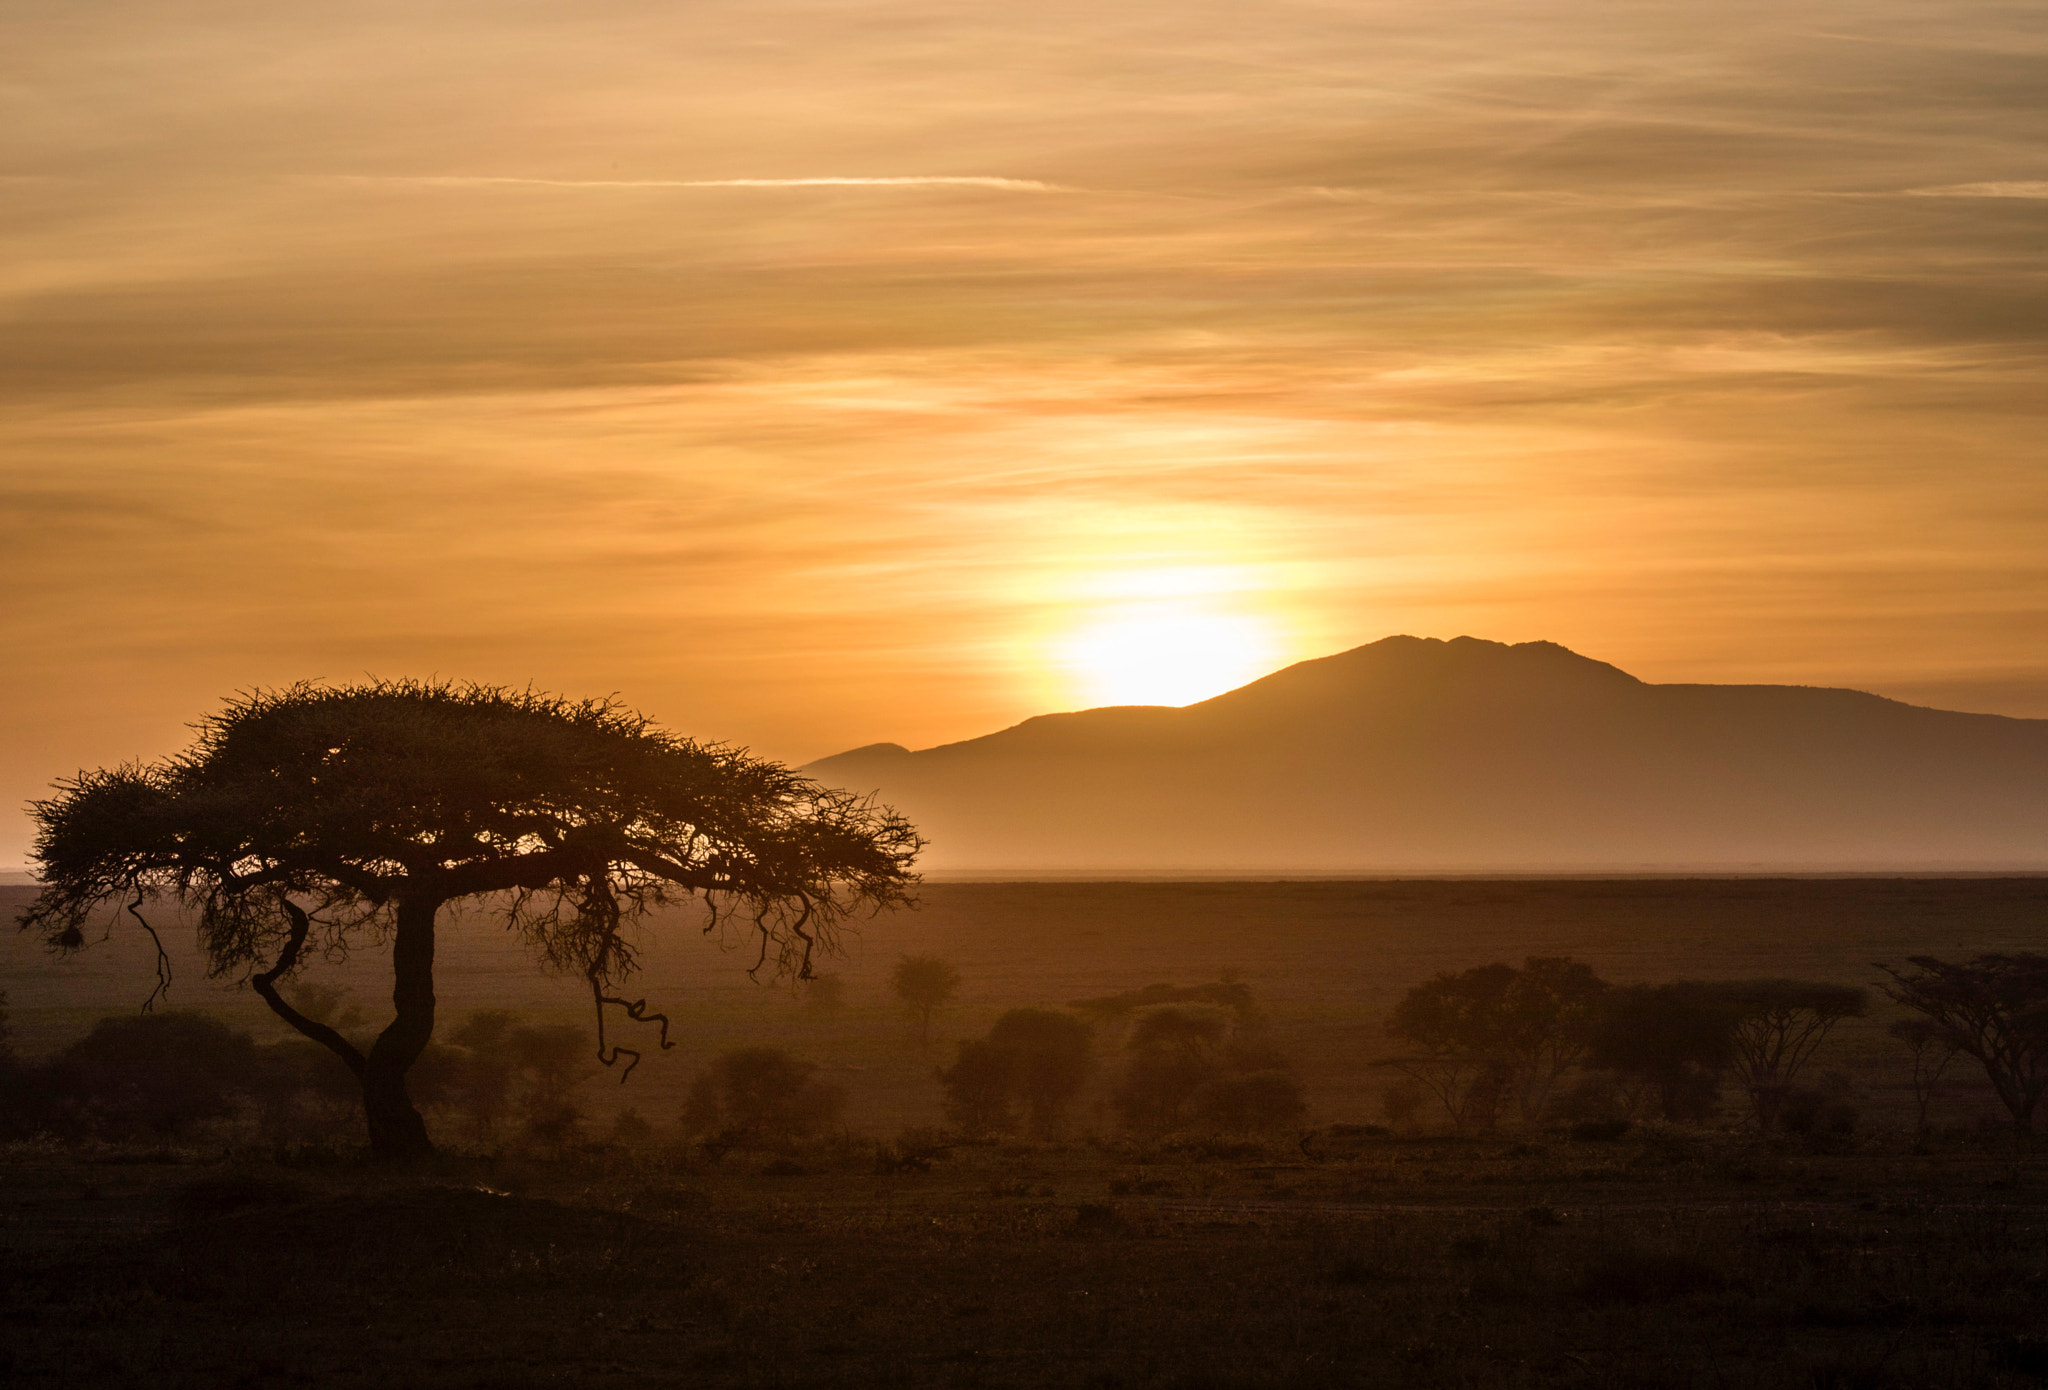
[6,878,2048,1389]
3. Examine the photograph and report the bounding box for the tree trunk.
[363,893,441,1160]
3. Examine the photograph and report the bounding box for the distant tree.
[419,1010,598,1148]
[680,1046,846,1148]
[939,1008,1093,1137]
[281,981,365,1037]
[17,680,919,1158]
[1110,1000,1302,1133]
[1381,957,1609,1130]
[1585,983,1740,1123]
[939,1038,1018,1134]
[892,954,961,1045]
[1704,980,1868,1128]
[988,1009,1094,1136]
[1888,1017,1960,1134]
[1112,1005,1230,1130]
[608,1106,656,1149]
[0,988,14,1068]
[1877,954,2048,1136]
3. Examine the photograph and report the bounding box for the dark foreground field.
[7,877,2048,1386]
[7,1127,2048,1389]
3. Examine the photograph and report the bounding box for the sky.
[3,0,2046,866]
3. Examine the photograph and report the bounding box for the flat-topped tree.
[19,681,922,1159]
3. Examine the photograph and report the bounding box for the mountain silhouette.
[805,636,2048,872]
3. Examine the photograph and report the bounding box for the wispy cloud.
[343,174,1071,192]
[1904,181,2048,199]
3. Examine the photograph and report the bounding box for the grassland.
[7,878,2045,1133]
[7,878,2048,1386]
[6,1123,2048,1388]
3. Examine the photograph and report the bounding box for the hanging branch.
[125,883,173,1013]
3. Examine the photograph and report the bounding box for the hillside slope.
[806,637,2048,871]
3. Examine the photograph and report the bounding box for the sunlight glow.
[1058,602,1281,707]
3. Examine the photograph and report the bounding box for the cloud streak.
[1904,181,2048,199]
[5,0,2048,864]
[347,175,1072,192]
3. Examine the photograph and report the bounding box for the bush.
[1111,998,1304,1133]
[1193,1069,1305,1132]
[43,1012,262,1139]
[681,1046,846,1148]
[941,1009,1094,1137]
[416,1010,598,1147]
[940,1038,1019,1134]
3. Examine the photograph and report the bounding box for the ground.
[6,1126,2048,1389]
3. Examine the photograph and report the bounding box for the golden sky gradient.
[4,0,2046,863]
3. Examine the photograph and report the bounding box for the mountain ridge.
[806,636,2048,872]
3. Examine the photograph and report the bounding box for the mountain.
[804,636,2048,873]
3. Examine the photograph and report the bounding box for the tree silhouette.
[1585,982,1740,1123]
[1381,957,1608,1131]
[1888,1016,1960,1134]
[891,954,961,1045]
[17,680,920,1159]
[1878,954,2048,1137]
[939,1008,1093,1136]
[679,1045,846,1149]
[1712,979,1866,1128]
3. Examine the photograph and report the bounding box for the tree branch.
[251,897,367,1080]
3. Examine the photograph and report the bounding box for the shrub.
[681,1046,845,1148]
[1111,997,1304,1134]
[418,1010,598,1147]
[44,1011,263,1139]
[1192,1069,1306,1133]
[940,1038,1020,1134]
[941,1009,1095,1136]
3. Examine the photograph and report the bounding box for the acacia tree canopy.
[18,680,922,1159]
[1877,954,2048,1136]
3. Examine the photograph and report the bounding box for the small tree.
[1112,1005,1230,1130]
[939,1038,1018,1134]
[18,681,919,1159]
[1110,1001,1301,1133]
[1584,983,1740,1123]
[1888,1017,1960,1135]
[1877,954,2048,1137]
[680,1045,846,1148]
[45,1012,260,1139]
[988,1008,1093,1136]
[1381,957,1608,1130]
[1710,979,1867,1129]
[891,954,961,1045]
[939,1008,1093,1137]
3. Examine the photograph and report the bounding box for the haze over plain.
[4,1,2047,866]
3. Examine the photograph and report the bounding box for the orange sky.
[4,0,2047,865]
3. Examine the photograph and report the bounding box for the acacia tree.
[1380,957,1609,1130]
[1711,979,1867,1129]
[891,954,961,1045]
[18,681,921,1159]
[1877,954,2048,1137]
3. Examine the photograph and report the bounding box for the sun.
[1058,602,1281,708]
